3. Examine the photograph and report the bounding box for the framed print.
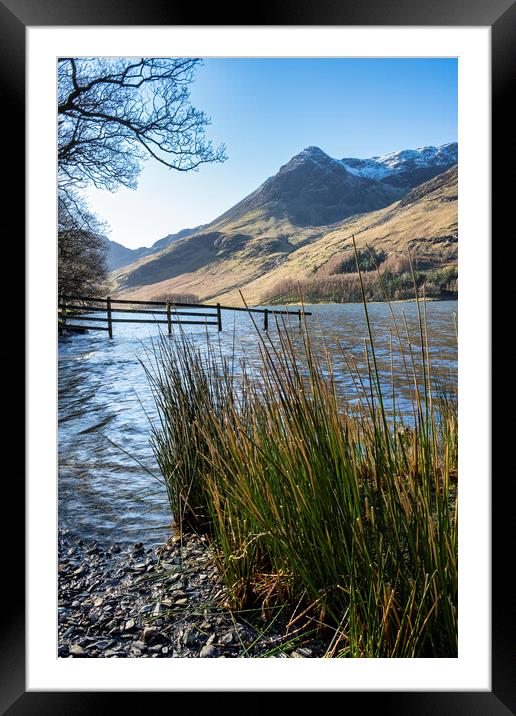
[5,0,512,711]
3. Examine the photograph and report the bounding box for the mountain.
[105,240,149,271]
[213,146,405,228]
[105,224,207,270]
[244,165,458,304]
[145,225,208,254]
[111,143,458,304]
[340,142,457,189]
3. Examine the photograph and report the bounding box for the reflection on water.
[58,300,457,545]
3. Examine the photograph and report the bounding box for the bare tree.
[57,57,226,296]
[58,191,109,296]
[58,57,227,191]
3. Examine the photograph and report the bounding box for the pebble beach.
[58,529,325,659]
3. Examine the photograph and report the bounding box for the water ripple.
[58,300,457,545]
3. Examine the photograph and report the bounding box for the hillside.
[111,143,457,304]
[105,224,207,271]
[241,166,458,305]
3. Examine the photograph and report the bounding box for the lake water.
[58,300,457,546]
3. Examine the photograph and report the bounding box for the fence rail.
[58,294,311,338]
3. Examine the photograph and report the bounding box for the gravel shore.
[58,528,326,658]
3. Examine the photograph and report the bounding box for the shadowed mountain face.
[214,143,458,229]
[112,143,458,302]
[215,147,404,228]
[105,240,149,272]
[397,164,458,208]
[105,224,207,270]
[119,232,222,287]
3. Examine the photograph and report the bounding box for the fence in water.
[58,294,311,338]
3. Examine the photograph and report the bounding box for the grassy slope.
[112,167,457,306]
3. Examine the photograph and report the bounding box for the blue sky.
[85,58,457,249]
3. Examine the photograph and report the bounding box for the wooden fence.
[58,294,311,338]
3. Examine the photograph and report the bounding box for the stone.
[92,640,110,650]
[221,631,234,645]
[69,644,86,656]
[125,618,136,630]
[168,581,183,591]
[200,644,216,658]
[142,627,158,644]
[183,628,197,646]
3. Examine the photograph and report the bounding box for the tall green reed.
[143,272,457,657]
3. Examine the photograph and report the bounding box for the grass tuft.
[143,276,457,658]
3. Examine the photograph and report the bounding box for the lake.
[58,299,457,546]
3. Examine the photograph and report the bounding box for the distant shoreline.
[266,295,457,307]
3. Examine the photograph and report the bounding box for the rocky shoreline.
[58,529,326,658]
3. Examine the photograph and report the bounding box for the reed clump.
[143,274,457,658]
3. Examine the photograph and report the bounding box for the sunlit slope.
[220,166,458,304]
[112,165,457,305]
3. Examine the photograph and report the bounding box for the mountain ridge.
[105,224,207,271]
[110,142,458,303]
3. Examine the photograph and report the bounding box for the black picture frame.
[7,0,511,711]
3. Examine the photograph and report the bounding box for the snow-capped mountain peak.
[278,142,457,190]
[217,141,458,229]
[282,146,334,171]
[339,142,457,182]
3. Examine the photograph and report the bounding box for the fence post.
[216,303,222,332]
[264,308,269,332]
[167,301,172,335]
[107,295,113,338]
